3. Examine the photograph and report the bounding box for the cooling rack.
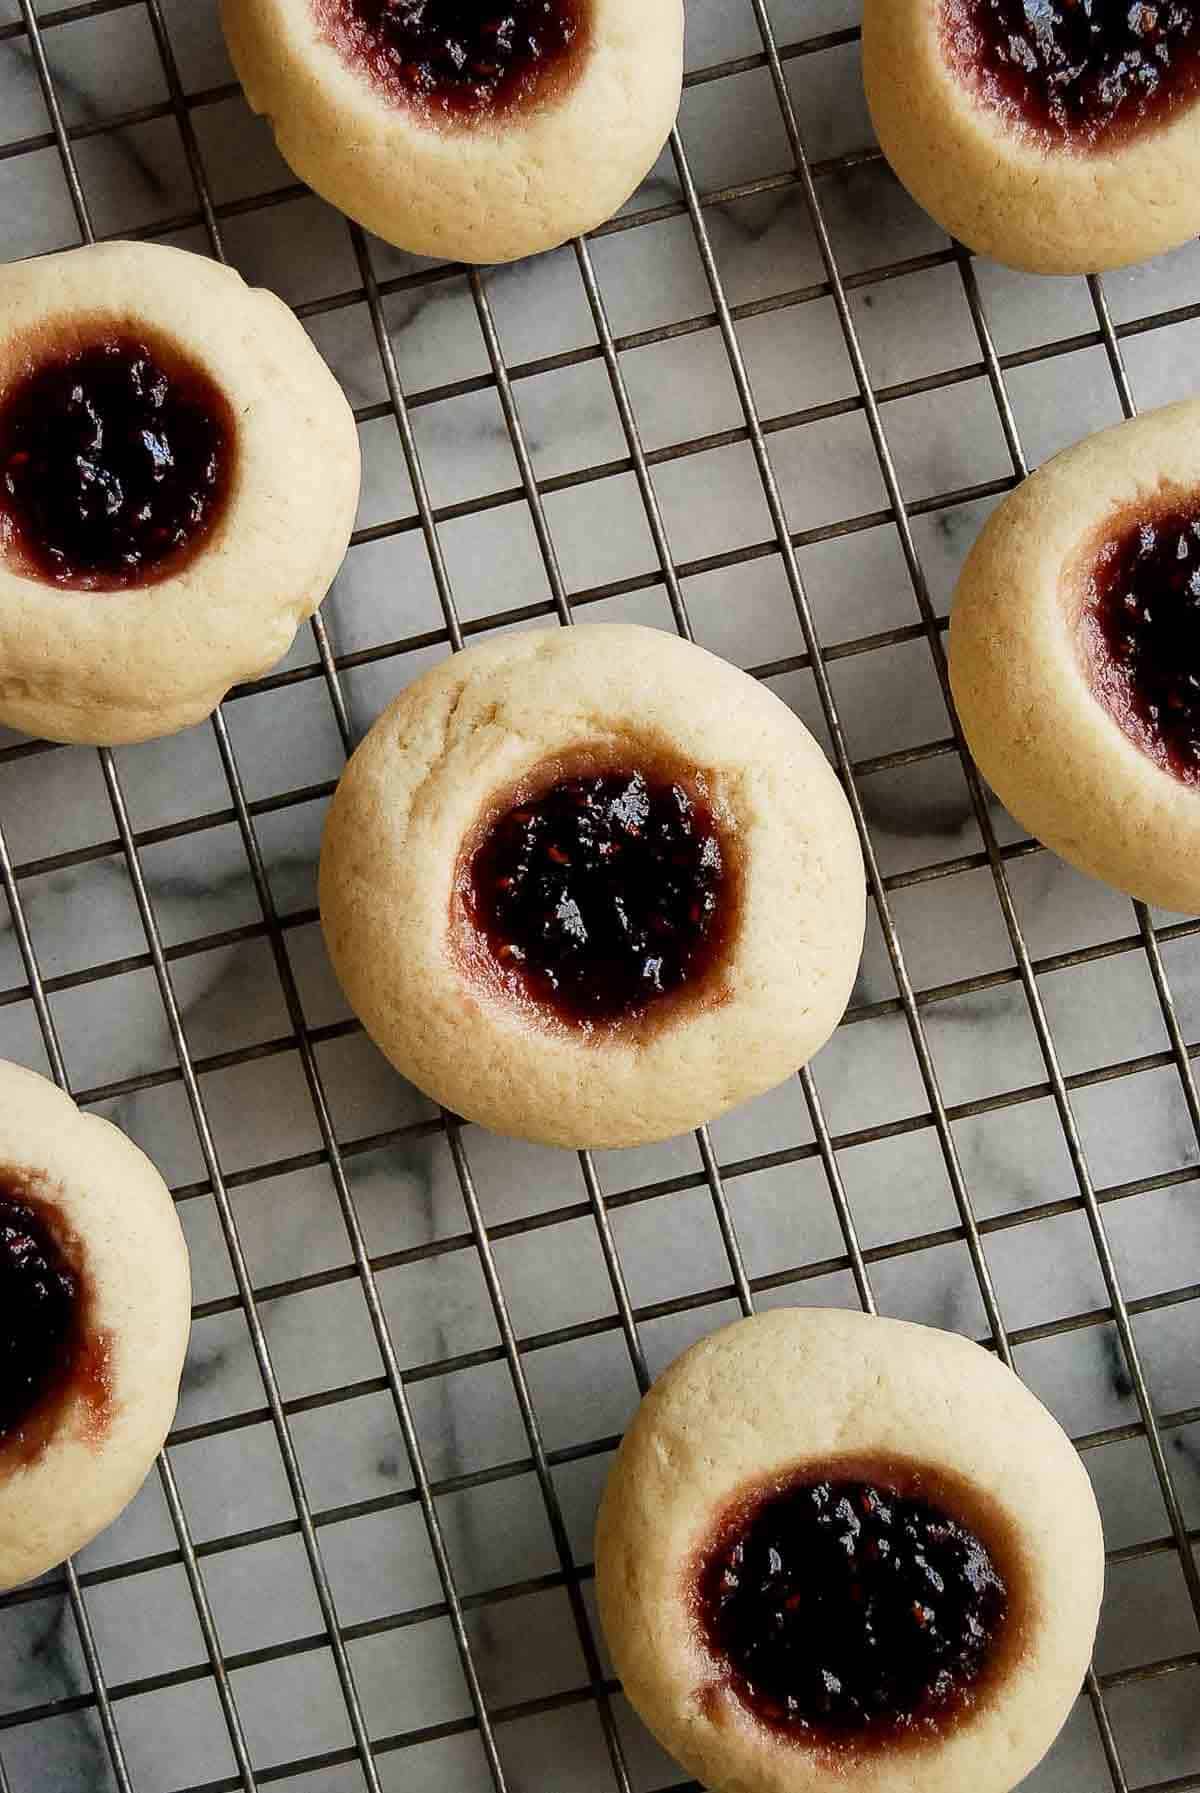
[0,1,1199,1789]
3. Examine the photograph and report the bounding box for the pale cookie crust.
[0,1060,191,1590]
[949,400,1200,912]
[220,0,683,263]
[595,1308,1104,1793]
[0,241,360,746]
[862,0,1200,273]
[319,626,865,1149]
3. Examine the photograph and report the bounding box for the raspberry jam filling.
[942,0,1200,148]
[0,331,234,592]
[317,0,587,121]
[696,1469,1012,1746]
[1083,497,1200,783]
[0,1180,109,1464]
[461,763,736,1030]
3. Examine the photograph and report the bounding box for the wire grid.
[0,2,1197,1789]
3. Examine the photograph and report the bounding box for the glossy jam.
[1083,498,1200,783]
[0,332,234,592]
[462,765,734,1030]
[0,1181,85,1458]
[696,1471,1010,1746]
[317,0,587,121]
[943,0,1200,147]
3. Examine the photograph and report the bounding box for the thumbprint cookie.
[221,0,684,262]
[950,401,1200,912]
[319,625,865,1149]
[864,0,1200,272]
[596,1308,1104,1793]
[0,240,360,745]
[0,1060,190,1589]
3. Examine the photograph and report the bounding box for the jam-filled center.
[1082,498,1200,784]
[942,0,1200,147]
[696,1472,1010,1745]
[462,764,735,1029]
[317,0,587,120]
[0,331,234,592]
[0,1183,84,1451]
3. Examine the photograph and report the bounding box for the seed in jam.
[942,0,1200,148]
[0,1181,84,1456]
[462,766,734,1029]
[0,332,234,592]
[315,0,587,121]
[696,1472,1010,1745]
[1083,498,1200,784]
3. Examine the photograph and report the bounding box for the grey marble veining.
[1,1,1200,1790]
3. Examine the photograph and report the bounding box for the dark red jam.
[0,1180,102,1464]
[1083,498,1200,784]
[0,331,234,592]
[461,764,735,1030]
[316,0,587,120]
[942,0,1200,148]
[696,1471,1011,1747]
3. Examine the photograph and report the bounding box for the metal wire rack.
[0,2,1198,1789]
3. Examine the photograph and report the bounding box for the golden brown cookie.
[863,0,1200,273]
[221,0,684,263]
[319,626,865,1149]
[0,1061,191,1590]
[0,240,360,745]
[949,400,1200,912]
[596,1308,1104,1793]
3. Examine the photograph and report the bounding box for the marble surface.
[1,1,1200,1790]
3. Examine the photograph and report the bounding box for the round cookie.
[220,0,684,263]
[949,399,1200,912]
[595,1308,1104,1793]
[863,0,1200,273]
[0,1060,191,1590]
[319,625,865,1149]
[0,240,360,746]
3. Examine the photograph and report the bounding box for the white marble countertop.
[0,2,1199,1790]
